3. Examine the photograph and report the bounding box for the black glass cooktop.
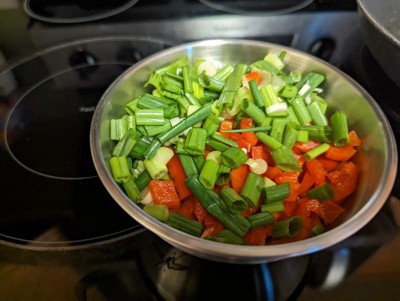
[0,37,172,246]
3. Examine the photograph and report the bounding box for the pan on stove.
[357,0,400,87]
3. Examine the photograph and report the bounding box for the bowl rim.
[90,39,398,263]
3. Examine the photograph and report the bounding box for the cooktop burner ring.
[4,62,133,181]
[23,0,140,24]
[198,0,313,16]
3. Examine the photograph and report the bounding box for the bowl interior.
[90,39,397,264]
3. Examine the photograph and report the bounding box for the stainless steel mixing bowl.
[90,39,397,264]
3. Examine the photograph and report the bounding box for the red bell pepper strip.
[240,118,258,146]
[193,196,208,224]
[166,152,192,200]
[149,180,180,209]
[251,145,267,160]
[177,196,196,220]
[327,161,358,203]
[325,144,357,162]
[305,159,326,186]
[293,140,321,153]
[321,200,345,224]
[244,71,262,85]
[243,225,272,246]
[230,164,249,193]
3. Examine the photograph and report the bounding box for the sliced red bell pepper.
[264,165,282,180]
[219,119,234,138]
[166,152,192,200]
[327,161,358,203]
[149,180,180,209]
[193,196,208,224]
[320,200,345,224]
[177,196,196,220]
[297,171,315,196]
[236,139,252,154]
[349,130,362,147]
[240,117,258,146]
[201,214,224,238]
[305,159,326,186]
[244,71,262,85]
[325,144,357,162]
[251,145,267,161]
[231,164,249,193]
[243,225,272,246]
[316,157,339,172]
[293,140,321,153]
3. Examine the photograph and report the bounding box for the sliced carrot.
[321,200,345,224]
[325,144,356,161]
[305,159,326,186]
[231,164,249,193]
[243,225,272,246]
[149,180,180,209]
[166,152,192,200]
[327,161,358,203]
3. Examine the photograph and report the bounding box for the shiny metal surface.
[90,39,397,264]
[357,0,400,86]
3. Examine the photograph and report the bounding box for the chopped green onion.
[167,212,204,237]
[137,93,178,119]
[110,118,127,141]
[143,204,169,222]
[143,139,162,159]
[280,85,298,99]
[221,126,271,133]
[331,111,349,147]
[110,156,131,183]
[290,97,312,125]
[261,201,285,213]
[130,140,150,160]
[246,212,274,228]
[217,64,248,108]
[214,65,234,81]
[297,130,309,143]
[297,72,325,98]
[304,143,330,161]
[136,169,152,191]
[264,182,290,203]
[209,132,238,148]
[178,154,198,177]
[240,172,263,207]
[185,175,250,237]
[221,147,248,169]
[272,216,303,238]
[206,139,230,152]
[182,65,194,93]
[311,223,325,236]
[249,79,265,107]
[112,129,139,157]
[220,187,248,214]
[297,125,332,143]
[157,103,212,144]
[256,132,282,151]
[307,101,328,126]
[144,120,172,137]
[260,84,280,108]
[143,158,168,180]
[271,146,302,172]
[307,183,335,201]
[202,115,223,136]
[241,99,267,124]
[192,155,205,172]
[184,128,207,155]
[122,175,141,203]
[199,159,220,189]
[282,121,299,149]
[211,229,246,245]
[270,118,287,143]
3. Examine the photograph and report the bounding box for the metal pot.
[357,0,400,87]
[90,39,397,264]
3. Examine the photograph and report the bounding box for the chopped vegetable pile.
[108,51,362,245]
